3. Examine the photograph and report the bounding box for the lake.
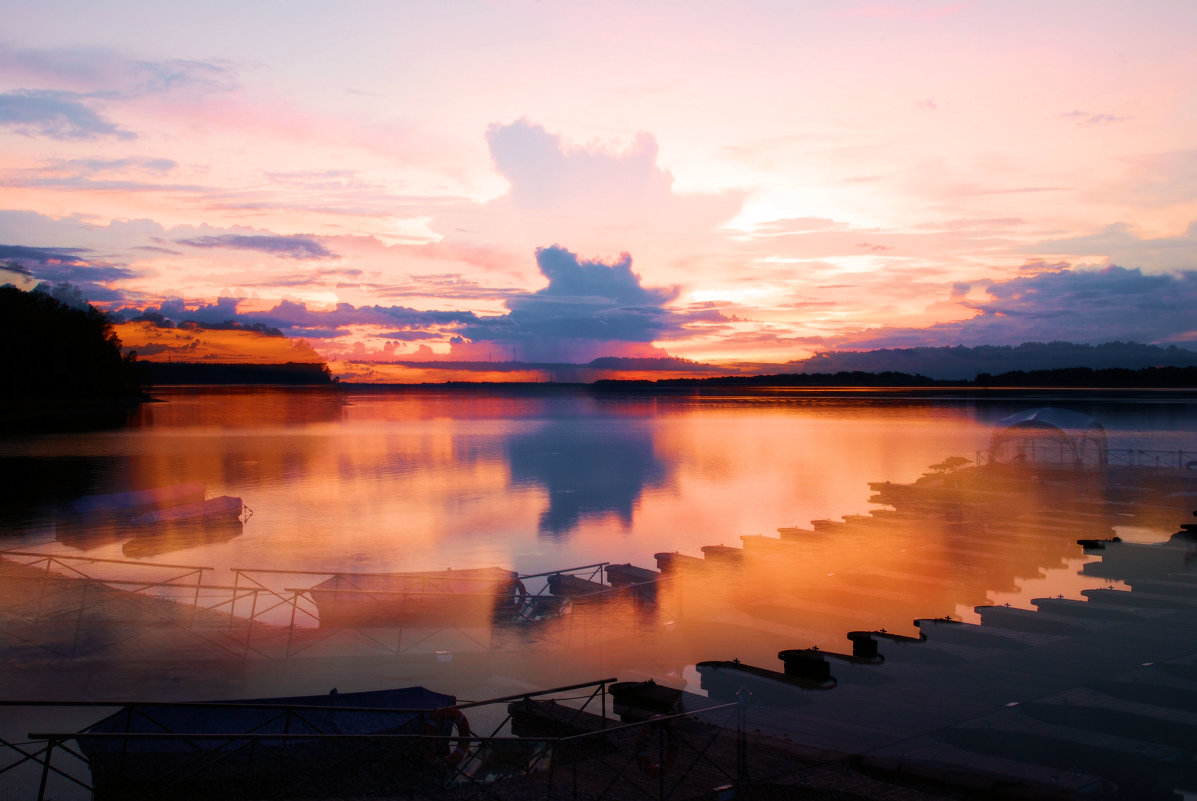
[2,385,1196,701]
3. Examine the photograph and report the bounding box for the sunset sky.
[1,1,1195,375]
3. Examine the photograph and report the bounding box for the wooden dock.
[729,539,1197,800]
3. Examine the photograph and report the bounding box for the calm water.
[3,385,1196,700]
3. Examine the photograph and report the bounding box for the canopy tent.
[987,408,1108,470]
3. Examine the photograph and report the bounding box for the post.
[286,591,299,657]
[245,588,260,657]
[36,738,55,801]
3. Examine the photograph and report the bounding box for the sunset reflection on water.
[1,386,1194,703]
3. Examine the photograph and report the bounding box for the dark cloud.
[456,246,685,361]
[0,244,137,302]
[115,297,482,341]
[178,319,284,336]
[0,89,135,140]
[0,244,89,265]
[0,258,33,277]
[176,234,337,260]
[376,330,443,342]
[831,266,1197,350]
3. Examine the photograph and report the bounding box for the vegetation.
[0,284,143,399]
[593,365,1197,390]
[139,361,335,385]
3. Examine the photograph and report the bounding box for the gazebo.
[987,408,1108,470]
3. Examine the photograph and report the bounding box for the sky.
[1,0,1195,376]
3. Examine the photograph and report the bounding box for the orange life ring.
[423,707,472,767]
[634,715,678,777]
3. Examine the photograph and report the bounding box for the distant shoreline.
[134,362,1197,390]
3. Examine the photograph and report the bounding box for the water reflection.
[1,387,1194,707]
[507,419,667,536]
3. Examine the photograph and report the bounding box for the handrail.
[2,677,621,715]
[232,566,516,578]
[0,574,265,594]
[518,561,610,581]
[0,550,214,572]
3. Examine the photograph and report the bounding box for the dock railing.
[975,447,1197,469]
[3,678,766,801]
[1,553,671,661]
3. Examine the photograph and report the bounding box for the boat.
[696,656,836,708]
[126,495,248,527]
[62,482,207,520]
[307,566,526,627]
[76,686,458,800]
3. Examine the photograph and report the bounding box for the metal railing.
[975,448,1197,469]
[2,678,760,801]
[1,553,672,661]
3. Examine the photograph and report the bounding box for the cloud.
[458,245,686,361]
[1029,221,1197,272]
[0,243,139,301]
[829,266,1197,349]
[461,120,743,284]
[0,43,237,97]
[176,234,337,260]
[0,243,90,265]
[115,296,482,341]
[487,120,672,210]
[57,157,178,173]
[1063,110,1131,126]
[0,258,36,290]
[0,89,135,140]
[106,244,724,362]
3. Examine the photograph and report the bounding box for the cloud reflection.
[506,418,667,537]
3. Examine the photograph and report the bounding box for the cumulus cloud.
[459,245,685,361]
[0,89,135,140]
[487,120,672,209]
[107,245,720,362]
[830,266,1197,349]
[176,234,337,260]
[460,120,743,287]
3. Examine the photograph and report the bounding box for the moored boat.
[76,686,457,800]
[308,566,526,627]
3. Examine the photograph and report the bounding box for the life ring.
[424,707,472,767]
[634,715,678,777]
[497,580,529,619]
